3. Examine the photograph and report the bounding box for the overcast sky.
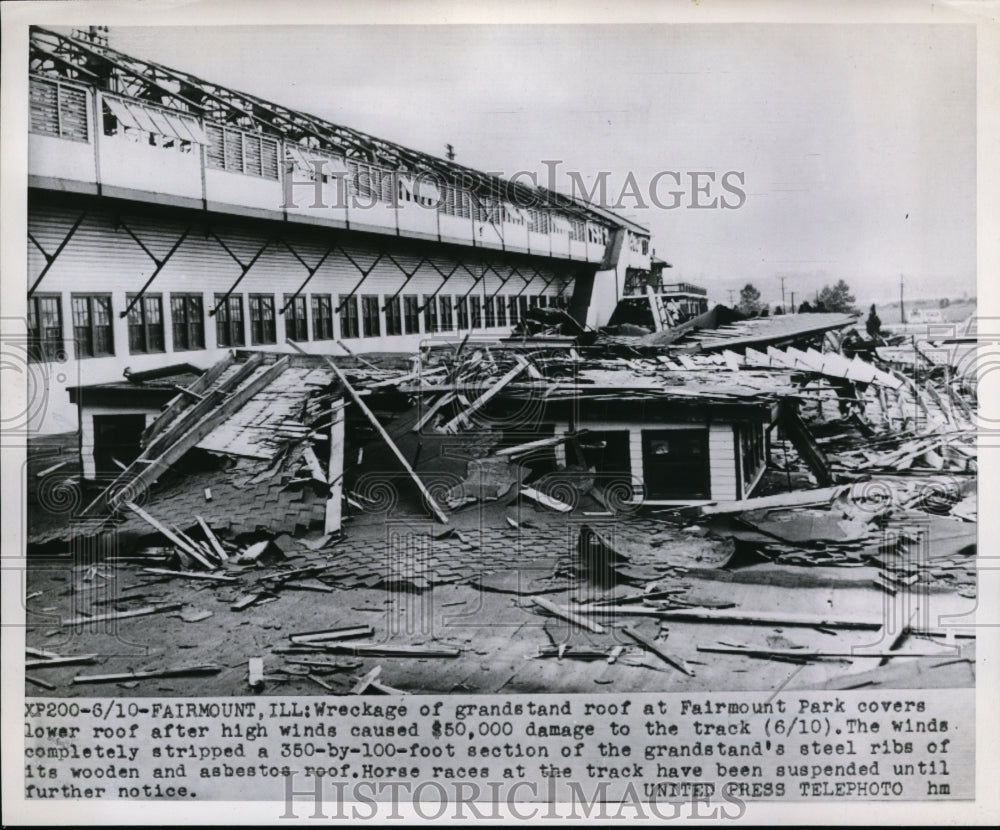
[106,23,976,307]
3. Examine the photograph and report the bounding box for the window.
[456,296,469,330]
[518,296,529,319]
[384,296,403,336]
[496,295,507,327]
[312,295,334,340]
[528,210,549,234]
[170,294,205,351]
[28,294,63,362]
[470,296,482,329]
[508,295,520,325]
[126,294,165,354]
[440,184,472,219]
[214,294,245,347]
[30,78,88,142]
[739,423,767,495]
[339,295,359,338]
[205,124,279,180]
[568,219,586,242]
[349,161,394,205]
[484,297,496,327]
[403,295,420,335]
[529,295,540,309]
[71,294,113,358]
[361,295,381,337]
[249,294,276,345]
[284,294,308,342]
[423,295,439,333]
[439,296,454,331]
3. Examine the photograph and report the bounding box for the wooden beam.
[441,356,528,433]
[350,665,382,694]
[123,501,216,570]
[623,626,694,676]
[287,341,449,523]
[61,603,183,627]
[195,516,229,562]
[325,404,345,534]
[531,597,605,634]
[569,605,881,630]
[73,664,221,684]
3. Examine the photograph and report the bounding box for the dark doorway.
[93,414,146,477]
[641,428,710,499]
[578,430,631,485]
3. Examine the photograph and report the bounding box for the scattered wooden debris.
[289,625,375,644]
[350,665,382,694]
[622,626,694,676]
[61,604,183,627]
[25,654,99,668]
[248,657,265,689]
[142,568,236,582]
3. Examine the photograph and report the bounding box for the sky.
[105,23,977,308]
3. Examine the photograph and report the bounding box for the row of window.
[27,291,566,362]
[29,78,614,245]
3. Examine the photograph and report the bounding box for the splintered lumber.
[142,568,236,582]
[323,643,462,658]
[569,606,881,630]
[248,657,265,689]
[411,392,456,432]
[623,626,694,676]
[370,680,409,694]
[123,501,216,570]
[25,654,99,668]
[73,664,221,684]
[302,446,327,482]
[521,487,573,513]
[351,665,382,694]
[699,485,846,516]
[195,515,228,562]
[495,430,590,458]
[326,403,345,534]
[697,645,949,660]
[26,675,56,690]
[532,597,605,634]
[440,356,528,433]
[290,625,374,644]
[288,340,448,523]
[61,603,182,627]
[26,646,63,659]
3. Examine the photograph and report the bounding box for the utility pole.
[789,291,796,313]
[777,276,787,314]
[899,274,905,324]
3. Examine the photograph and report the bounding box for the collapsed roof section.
[72,351,343,541]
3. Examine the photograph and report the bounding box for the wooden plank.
[532,597,605,634]
[141,568,236,582]
[25,675,56,690]
[141,353,236,446]
[623,626,694,676]
[699,485,846,515]
[248,657,264,689]
[569,605,881,629]
[441,357,528,433]
[779,400,834,487]
[323,643,462,657]
[495,431,588,458]
[411,392,455,432]
[351,665,382,694]
[25,655,99,668]
[61,603,183,627]
[123,501,216,570]
[521,487,573,513]
[302,445,327,483]
[325,404,345,534]
[289,625,374,644]
[287,341,449,523]
[195,516,229,562]
[73,665,221,684]
[697,645,948,660]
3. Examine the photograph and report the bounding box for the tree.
[738,283,762,316]
[798,300,814,313]
[939,297,951,308]
[816,279,857,313]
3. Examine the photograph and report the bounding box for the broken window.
[311,294,333,340]
[423,294,439,333]
[126,293,165,354]
[284,294,308,342]
[403,295,420,334]
[438,295,454,331]
[215,293,245,347]
[385,296,403,336]
[361,295,381,337]
[28,294,64,363]
[339,295,359,338]
[30,77,88,142]
[71,294,114,358]
[170,294,205,351]
[249,294,276,345]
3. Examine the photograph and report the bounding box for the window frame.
[214,293,246,348]
[403,295,420,335]
[283,294,309,342]
[311,294,334,340]
[126,293,165,355]
[384,295,403,336]
[170,293,205,352]
[71,293,114,359]
[249,294,277,345]
[339,295,360,339]
[28,293,64,363]
[361,295,381,338]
